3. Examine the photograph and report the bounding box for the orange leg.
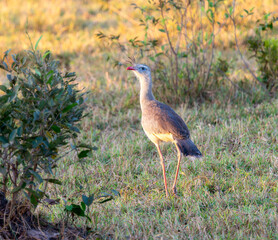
[155,144,169,197]
[172,143,182,196]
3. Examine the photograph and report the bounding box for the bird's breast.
[143,131,175,144]
[154,133,175,142]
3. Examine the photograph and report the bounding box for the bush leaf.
[62,103,78,113]
[82,194,94,206]
[78,150,91,159]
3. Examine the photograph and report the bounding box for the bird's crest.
[126,56,136,65]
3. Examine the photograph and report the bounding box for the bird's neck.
[139,75,155,108]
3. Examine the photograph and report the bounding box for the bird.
[127,63,202,197]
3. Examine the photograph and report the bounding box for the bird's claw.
[172,187,178,197]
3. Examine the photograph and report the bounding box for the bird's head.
[127,64,151,80]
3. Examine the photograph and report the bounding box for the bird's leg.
[155,144,169,197]
[172,143,182,196]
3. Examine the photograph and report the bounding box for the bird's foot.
[172,186,178,197]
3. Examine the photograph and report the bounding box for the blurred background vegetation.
[0,0,277,105]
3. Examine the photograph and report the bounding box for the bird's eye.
[140,67,146,71]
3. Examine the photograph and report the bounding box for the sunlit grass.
[0,0,276,54]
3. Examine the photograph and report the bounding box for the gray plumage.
[127,63,202,196]
[141,98,201,157]
[142,100,190,139]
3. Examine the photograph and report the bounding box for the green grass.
[41,97,278,239]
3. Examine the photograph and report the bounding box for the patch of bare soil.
[0,192,100,240]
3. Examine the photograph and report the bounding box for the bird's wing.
[142,101,190,140]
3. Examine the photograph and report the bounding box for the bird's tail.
[176,139,202,157]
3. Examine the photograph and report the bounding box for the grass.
[40,96,278,239]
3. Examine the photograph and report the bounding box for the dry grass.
[0,0,277,93]
[1,0,276,97]
[0,0,276,53]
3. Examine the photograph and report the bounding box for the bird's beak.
[127,66,135,71]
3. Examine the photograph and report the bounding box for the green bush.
[0,44,92,208]
[247,15,278,94]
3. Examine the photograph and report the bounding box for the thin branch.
[231,0,270,96]
[219,70,251,95]
[175,5,188,53]
[159,0,179,94]
[160,1,176,56]
[204,10,216,88]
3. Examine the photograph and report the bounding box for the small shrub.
[0,42,93,209]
